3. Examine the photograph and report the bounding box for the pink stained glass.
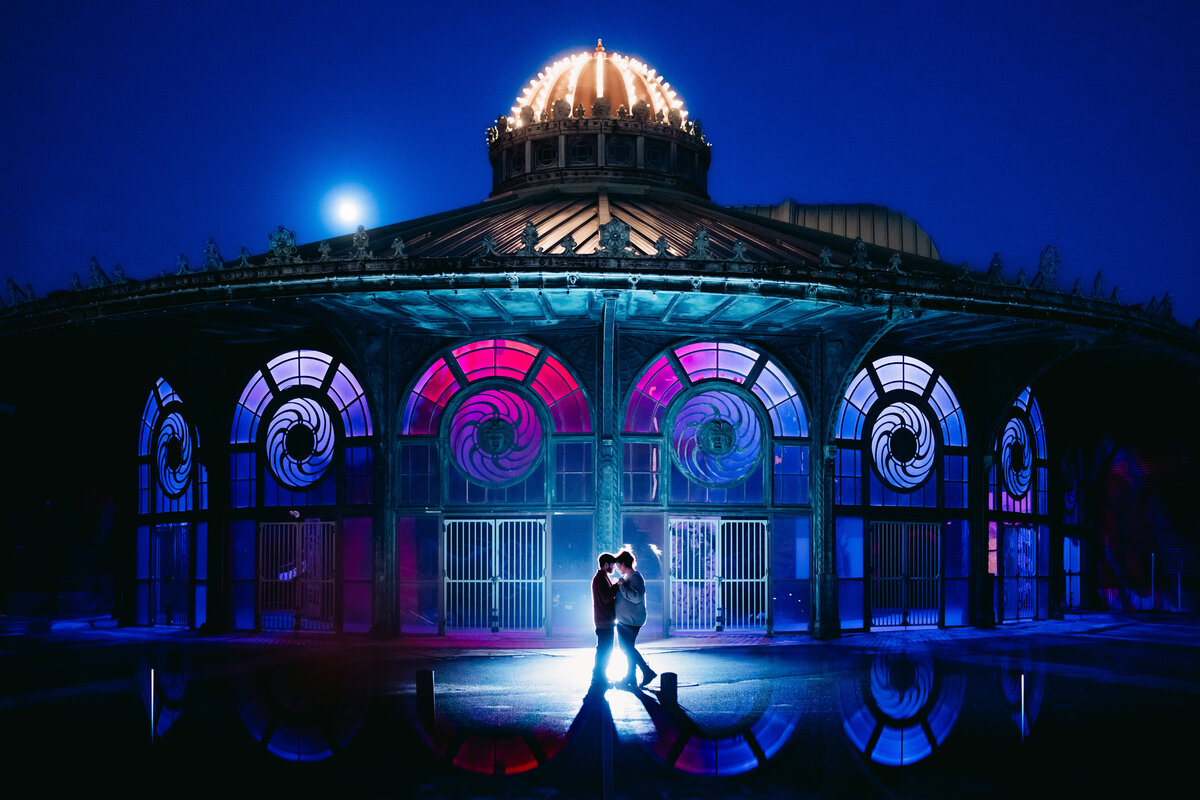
[453,339,539,382]
[625,356,684,433]
[549,389,591,433]
[532,357,575,403]
[675,341,758,384]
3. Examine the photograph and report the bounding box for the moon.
[338,199,360,224]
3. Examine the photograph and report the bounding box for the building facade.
[3,43,1198,637]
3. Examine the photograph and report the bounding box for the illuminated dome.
[509,40,687,126]
[487,40,710,198]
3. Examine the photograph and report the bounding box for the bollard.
[416,669,436,736]
[660,671,678,709]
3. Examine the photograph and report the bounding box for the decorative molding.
[391,237,407,259]
[730,240,751,262]
[204,238,223,271]
[88,257,111,287]
[265,225,299,265]
[517,221,541,256]
[175,254,190,275]
[479,234,501,258]
[238,247,252,269]
[559,234,578,256]
[986,253,1004,283]
[653,236,672,258]
[596,218,633,258]
[687,227,713,260]
[318,241,332,261]
[351,225,373,260]
[850,237,871,269]
[819,246,834,268]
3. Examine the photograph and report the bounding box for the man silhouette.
[591,552,619,687]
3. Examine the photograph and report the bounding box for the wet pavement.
[2,613,1197,798]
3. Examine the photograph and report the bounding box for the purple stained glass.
[625,355,684,433]
[670,389,763,486]
[450,388,543,485]
[265,397,336,489]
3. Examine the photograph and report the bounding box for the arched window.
[988,386,1050,621]
[226,350,374,634]
[399,338,593,507]
[834,355,969,630]
[622,340,811,633]
[396,339,594,634]
[229,350,373,508]
[135,377,207,627]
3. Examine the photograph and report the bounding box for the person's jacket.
[615,569,647,627]
[592,569,619,627]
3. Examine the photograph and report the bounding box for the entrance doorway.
[443,518,546,632]
[869,521,941,627]
[257,520,337,632]
[1001,523,1036,621]
[668,517,769,632]
[151,523,190,626]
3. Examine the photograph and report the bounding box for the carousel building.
[2,42,1198,638]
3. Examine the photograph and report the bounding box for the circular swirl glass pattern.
[1001,417,1032,498]
[266,397,335,489]
[156,411,192,497]
[871,401,935,490]
[671,389,762,486]
[450,389,542,485]
[870,648,933,720]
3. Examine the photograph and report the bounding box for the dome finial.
[595,38,605,54]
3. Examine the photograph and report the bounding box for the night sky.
[4,1,1198,323]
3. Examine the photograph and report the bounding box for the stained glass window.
[988,386,1051,621]
[402,339,592,436]
[624,340,811,513]
[229,350,373,508]
[399,339,593,507]
[834,355,968,630]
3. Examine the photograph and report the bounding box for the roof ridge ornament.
[479,234,501,258]
[351,225,373,260]
[653,236,672,258]
[391,237,407,259]
[88,256,111,287]
[5,276,36,305]
[204,238,223,271]
[596,218,633,257]
[559,234,579,256]
[517,221,542,256]
[819,246,834,268]
[687,227,713,260]
[1035,244,1060,289]
[238,247,253,269]
[731,240,751,263]
[175,254,190,275]
[1091,270,1105,299]
[266,225,299,265]
[986,253,1004,283]
[318,241,332,261]
[850,237,871,269]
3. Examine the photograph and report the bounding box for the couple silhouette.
[591,550,656,689]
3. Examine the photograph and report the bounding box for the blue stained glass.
[195,521,207,581]
[1030,395,1046,459]
[1001,417,1032,498]
[265,397,336,489]
[871,401,936,490]
[139,391,157,457]
[156,376,181,407]
[155,411,192,498]
[670,389,762,486]
[450,388,543,484]
[1015,385,1031,411]
[267,349,332,391]
[232,371,272,443]
[836,517,864,578]
[773,444,810,504]
[873,355,933,396]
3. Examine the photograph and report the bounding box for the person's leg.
[616,624,637,684]
[625,624,656,684]
[593,626,614,684]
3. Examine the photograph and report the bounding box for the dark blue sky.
[4,1,1199,323]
